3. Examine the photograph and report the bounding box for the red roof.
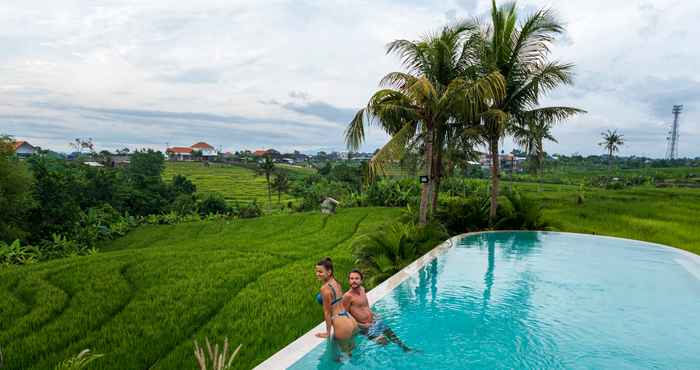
[190,142,214,149]
[14,140,31,150]
[166,147,193,154]
[254,149,268,156]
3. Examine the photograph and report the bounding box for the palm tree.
[512,116,558,188]
[257,156,275,206]
[346,22,506,225]
[270,172,289,203]
[467,1,585,224]
[599,129,624,170]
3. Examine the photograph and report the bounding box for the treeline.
[0,137,259,266]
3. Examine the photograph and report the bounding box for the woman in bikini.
[315,257,357,347]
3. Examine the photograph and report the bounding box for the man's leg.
[382,328,412,352]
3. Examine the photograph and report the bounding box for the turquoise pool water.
[290,232,700,369]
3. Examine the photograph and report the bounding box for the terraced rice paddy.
[163,162,298,205]
[0,207,400,369]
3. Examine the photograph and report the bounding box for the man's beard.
[351,283,360,289]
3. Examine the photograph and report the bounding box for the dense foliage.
[352,220,448,286]
[0,148,263,266]
[0,137,35,241]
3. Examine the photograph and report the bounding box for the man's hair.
[349,269,363,280]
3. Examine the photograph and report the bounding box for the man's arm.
[342,292,353,313]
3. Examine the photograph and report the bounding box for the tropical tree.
[512,116,558,187]
[467,0,585,223]
[0,135,34,242]
[270,172,289,203]
[599,129,624,170]
[258,156,275,206]
[346,22,506,225]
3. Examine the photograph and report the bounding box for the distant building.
[14,140,36,158]
[190,142,218,160]
[166,141,219,161]
[254,149,281,158]
[479,152,527,173]
[166,147,193,160]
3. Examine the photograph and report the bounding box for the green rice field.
[0,207,400,369]
[516,182,700,255]
[163,161,298,206]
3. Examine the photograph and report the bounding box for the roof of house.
[14,140,33,150]
[254,149,268,156]
[190,142,214,149]
[167,147,193,154]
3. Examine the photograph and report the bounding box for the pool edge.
[252,230,699,370]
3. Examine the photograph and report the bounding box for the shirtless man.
[342,269,411,351]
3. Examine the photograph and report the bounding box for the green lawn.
[0,207,400,370]
[163,161,298,206]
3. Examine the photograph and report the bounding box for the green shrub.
[435,195,490,234]
[494,190,547,230]
[198,193,230,216]
[172,174,197,194]
[435,190,547,234]
[236,200,262,219]
[0,239,39,266]
[365,178,420,207]
[352,221,447,287]
[170,194,198,215]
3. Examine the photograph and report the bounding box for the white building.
[14,141,36,158]
[190,142,218,160]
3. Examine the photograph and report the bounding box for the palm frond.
[368,121,419,177]
[345,108,368,151]
[508,61,575,107]
[518,106,586,124]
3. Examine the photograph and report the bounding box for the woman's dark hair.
[349,269,363,280]
[316,257,333,275]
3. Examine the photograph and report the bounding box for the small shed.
[321,197,340,214]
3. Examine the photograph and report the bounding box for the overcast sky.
[0,0,698,157]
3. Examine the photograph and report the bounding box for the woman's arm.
[315,288,333,338]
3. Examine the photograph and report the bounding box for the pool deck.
[252,231,700,370]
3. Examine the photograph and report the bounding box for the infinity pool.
[289,232,700,369]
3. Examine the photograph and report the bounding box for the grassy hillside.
[163,161,298,206]
[514,183,700,255]
[0,207,400,370]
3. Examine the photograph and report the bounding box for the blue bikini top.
[317,283,342,306]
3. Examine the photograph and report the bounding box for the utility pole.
[666,105,682,159]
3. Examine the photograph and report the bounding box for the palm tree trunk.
[489,137,500,225]
[538,149,544,192]
[419,126,434,225]
[431,149,442,214]
[608,148,612,172]
[266,173,272,207]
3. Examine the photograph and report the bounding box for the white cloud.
[0,0,698,157]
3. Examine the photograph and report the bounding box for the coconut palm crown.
[345,22,506,225]
[466,0,586,223]
[599,129,624,170]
